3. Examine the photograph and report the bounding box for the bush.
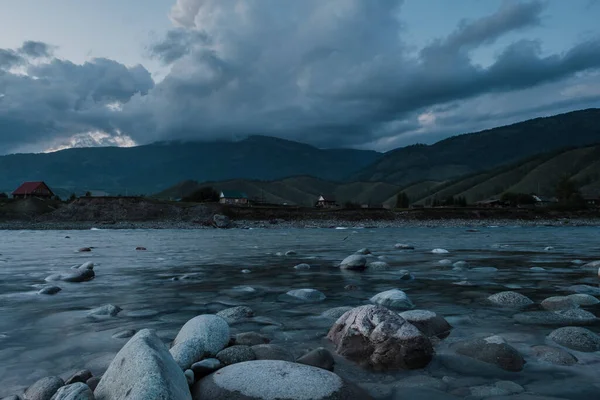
[182,187,220,203]
[395,192,410,208]
[0,192,7,199]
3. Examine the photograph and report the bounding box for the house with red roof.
[12,181,54,199]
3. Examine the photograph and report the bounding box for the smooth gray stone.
[87,305,121,318]
[191,358,222,378]
[216,306,254,323]
[169,314,230,370]
[339,254,367,270]
[191,360,371,400]
[49,383,94,400]
[38,286,62,295]
[216,345,256,366]
[24,376,64,400]
[451,337,524,372]
[370,289,414,309]
[487,291,533,308]
[234,332,270,346]
[531,345,578,366]
[548,326,600,352]
[94,329,191,400]
[85,377,99,392]
[321,307,353,320]
[112,329,135,339]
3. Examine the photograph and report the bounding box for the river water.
[0,226,599,398]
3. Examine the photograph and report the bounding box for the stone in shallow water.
[453,261,468,268]
[170,314,230,370]
[339,254,367,270]
[399,310,452,339]
[38,285,61,295]
[540,296,577,311]
[368,261,390,270]
[471,267,498,273]
[251,344,295,362]
[451,336,525,372]
[370,289,414,309]
[112,329,136,339]
[296,347,335,371]
[438,259,453,265]
[487,291,534,308]
[294,263,311,270]
[321,307,353,320]
[567,293,600,306]
[548,326,600,352]
[513,309,596,326]
[216,306,254,323]
[395,243,415,250]
[356,248,371,255]
[184,370,194,386]
[191,360,370,400]
[431,248,449,254]
[235,332,270,346]
[286,289,326,302]
[285,250,297,256]
[50,382,94,399]
[25,376,64,400]
[328,305,433,370]
[530,267,546,272]
[65,370,92,385]
[87,304,121,318]
[566,284,600,296]
[531,345,578,366]
[191,358,222,378]
[216,345,256,366]
[94,329,191,400]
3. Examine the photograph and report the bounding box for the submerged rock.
[395,244,415,250]
[286,289,326,302]
[438,259,453,265]
[367,261,390,270]
[251,344,295,362]
[513,309,596,326]
[548,327,600,352]
[25,376,64,400]
[294,263,311,270]
[321,307,354,320]
[451,336,525,372]
[285,250,297,256]
[170,315,230,370]
[487,291,534,308]
[356,248,371,255]
[216,306,254,323]
[431,248,449,254]
[192,360,370,400]
[87,304,121,318]
[370,289,414,309]
[399,310,452,339]
[50,383,94,400]
[94,329,191,400]
[567,293,600,306]
[531,345,578,366]
[394,375,448,392]
[541,296,578,311]
[38,286,62,295]
[339,255,367,270]
[296,347,335,371]
[112,329,136,339]
[452,261,469,269]
[566,284,600,296]
[327,305,433,370]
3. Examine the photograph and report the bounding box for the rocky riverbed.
[1,227,599,399]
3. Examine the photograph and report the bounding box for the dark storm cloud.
[2,0,600,154]
[18,41,54,58]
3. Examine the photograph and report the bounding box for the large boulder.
[94,329,191,400]
[451,336,525,372]
[339,255,367,270]
[548,327,600,352]
[191,360,371,400]
[24,376,64,400]
[49,383,94,400]
[170,315,230,370]
[487,291,533,308]
[370,289,414,310]
[399,310,452,339]
[327,305,433,370]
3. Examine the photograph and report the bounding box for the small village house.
[12,181,54,199]
[583,193,600,207]
[315,195,337,208]
[219,190,249,205]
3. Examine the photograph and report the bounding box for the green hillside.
[155,176,402,207]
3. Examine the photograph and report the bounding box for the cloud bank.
[1,0,600,154]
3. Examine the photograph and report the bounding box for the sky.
[0,0,599,154]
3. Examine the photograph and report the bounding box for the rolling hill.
[353,108,600,186]
[155,176,403,207]
[403,144,600,205]
[0,136,381,197]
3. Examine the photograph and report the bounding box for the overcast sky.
[1,0,599,154]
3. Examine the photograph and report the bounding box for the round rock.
[25,376,64,400]
[170,314,230,370]
[431,248,449,254]
[339,255,367,270]
[531,345,578,366]
[216,306,254,323]
[370,289,414,309]
[541,296,578,311]
[192,360,370,400]
[327,305,433,370]
[87,304,121,318]
[234,332,270,346]
[296,347,335,371]
[487,291,533,308]
[566,285,600,296]
[50,382,94,399]
[65,370,92,385]
[567,294,600,306]
[216,345,256,366]
[548,327,600,352]
[451,336,525,372]
[191,358,222,378]
[399,310,452,339]
[356,248,371,255]
[294,263,311,270]
[367,261,390,270]
[286,289,326,302]
[38,286,62,295]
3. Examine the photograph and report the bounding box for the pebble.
[285,250,297,256]
[431,248,449,254]
[112,329,136,339]
[85,377,100,392]
[567,293,600,306]
[367,261,390,270]
[241,269,251,274]
[513,309,597,326]
[184,370,194,386]
[87,304,122,318]
[339,254,367,270]
[438,259,453,265]
[566,284,600,295]
[395,244,415,249]
[135,247,147,251]
[356,248,371,255]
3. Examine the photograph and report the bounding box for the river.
[0,226,599,398]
